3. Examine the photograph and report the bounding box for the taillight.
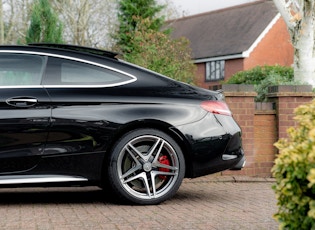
[201,101,232,116]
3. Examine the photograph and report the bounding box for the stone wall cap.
[222,84,255,92]
[268,92,315,98]
[224,92,257,97]
[268,85,313,93]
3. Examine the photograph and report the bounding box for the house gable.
[168,0,279,61]
[168,0,293,89]
[244,15,293,70]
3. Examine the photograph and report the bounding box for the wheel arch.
[101,119,194,184]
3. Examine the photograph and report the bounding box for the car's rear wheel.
[107,128,185,205]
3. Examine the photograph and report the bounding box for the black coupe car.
[0,44,245,204]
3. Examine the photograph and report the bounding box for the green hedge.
[272,99,315,229]
[223,65,295,101]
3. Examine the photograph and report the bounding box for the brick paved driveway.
[0,176,278,230]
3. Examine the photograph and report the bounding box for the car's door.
[0,53,51,173]
[41,56,135,157]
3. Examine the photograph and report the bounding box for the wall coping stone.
[222,84,257,97]
[267,92,314,98]
[267,85,314,98]
[224,92,257,97]
[268,85,313,93]
[222,84,255,92]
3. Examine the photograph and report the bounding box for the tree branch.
[273,0,297,30]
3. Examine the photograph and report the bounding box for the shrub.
[255,72,298,102]
[122,17,196,84]
[225,65,294,84]
[223,65,295,101]
[272,99,315,229]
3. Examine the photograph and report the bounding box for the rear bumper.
[182,130,245,178]
[229,150,246,170]
[177,113,245,178]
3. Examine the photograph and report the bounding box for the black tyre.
[107,129,185,205]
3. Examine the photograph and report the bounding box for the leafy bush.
[272,99,315,229]
[223,65,295,101]
[255,72,298,102]
[225,65,294,84]
[122,17,196,84]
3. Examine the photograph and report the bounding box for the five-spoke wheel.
[107,129,185,205]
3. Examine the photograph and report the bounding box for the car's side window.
[44,57,133,86]
[0,54,45,86]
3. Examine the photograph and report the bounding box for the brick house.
[167,0,294,89]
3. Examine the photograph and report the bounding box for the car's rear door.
[37,55,137,177]
[0,53,51,173]
[41,56,136,155]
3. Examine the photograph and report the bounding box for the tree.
[273,0,315,86]
[124,17,195,83]
[115,0,165,54]
[158,0,187,19]
[51,0,117,48]
[0,0,4,44]
[0,0,117,47]
[0,0,32,44]
[25,0,63,43]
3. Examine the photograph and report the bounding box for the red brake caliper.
[158,155,170,180]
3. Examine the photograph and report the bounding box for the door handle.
[6,97,38,107]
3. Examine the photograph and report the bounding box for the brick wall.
[222,85,256,176]
[253,112,277,176]
[194,63,206,88]
[221,84,314,177]
[225,58,244,80]
[268,85,314,139]
[194,59,245,89]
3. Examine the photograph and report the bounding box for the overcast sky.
[168,0,258,16]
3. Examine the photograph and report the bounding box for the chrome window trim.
[43,84,129,88]
[0,50,137,88]
[0,85,44,89]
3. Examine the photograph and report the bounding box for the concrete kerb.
[184,175,276,183]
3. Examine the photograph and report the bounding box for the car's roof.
[0,44,119,61]
[29,43,119,59]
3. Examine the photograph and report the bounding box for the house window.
[206,60,225,81]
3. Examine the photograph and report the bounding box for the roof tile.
[167,0,279,60]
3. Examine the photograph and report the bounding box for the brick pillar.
[254,108,277,177]
[222,84,257,176]
[268,85,314,139]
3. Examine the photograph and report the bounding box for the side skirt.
[0,175,88,185]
